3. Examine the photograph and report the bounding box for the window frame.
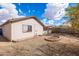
[22,24,32,33]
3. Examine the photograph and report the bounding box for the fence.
[52,28,79,34]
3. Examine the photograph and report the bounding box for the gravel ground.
[0,33,79,56]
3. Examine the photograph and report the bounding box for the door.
[0,29,3,36]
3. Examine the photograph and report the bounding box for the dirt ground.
[0,33,79,56]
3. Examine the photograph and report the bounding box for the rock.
[44,36,60,42]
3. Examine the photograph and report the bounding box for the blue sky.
[14,3,47,19]
[0,3,77,26]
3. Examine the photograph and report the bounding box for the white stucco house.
[0,16,49,41]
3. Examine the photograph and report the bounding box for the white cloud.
[42,18,48,25]
[19,9,23,13]
[43,3,69,26]
[18,9,25,15]
[48,20,54,25]
[43,3,69,20]
[28,10,31,13]
[0,3,24,24]
[42,18,54,26]
[0,3,18,17]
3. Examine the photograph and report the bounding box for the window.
[22,24,32,33]
[28,25,32,32]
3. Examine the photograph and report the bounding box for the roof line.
[0,16,45,27]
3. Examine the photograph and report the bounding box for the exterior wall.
[2,23,11,40]
[43,30,48,35]
[11,18,44,41]
[43,30,52,35]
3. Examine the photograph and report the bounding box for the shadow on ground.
[35,42,79,56]
[0,33,79,56]
[0,36,9,42]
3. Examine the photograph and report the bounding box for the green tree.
[67,4,79,30]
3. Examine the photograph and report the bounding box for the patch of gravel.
[36,42,79,56]
[0,33,79,56]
